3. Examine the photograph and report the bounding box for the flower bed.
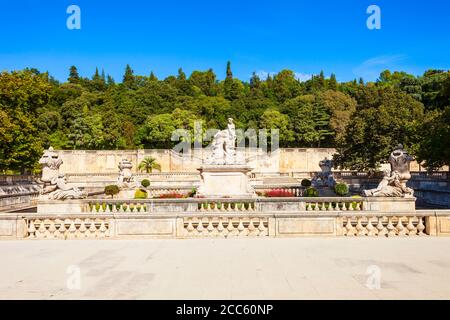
[264,189,296,198]
[157,192,186,199]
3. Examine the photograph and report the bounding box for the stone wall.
[55,148,338,174]
[55,148,431,175]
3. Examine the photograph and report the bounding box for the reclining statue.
[363,144,415,198]
[41,174,88,200]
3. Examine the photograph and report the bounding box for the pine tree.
[226,61,233,80]
[329,73,338,90]
[149,71,158,81]
[93,67,100,81]
[123,64,135,87]
[68,66,80,83]
[107,75,115,85]
[318,70,326,89]
[177,68,186,81]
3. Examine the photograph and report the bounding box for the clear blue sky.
[0,0,449,82]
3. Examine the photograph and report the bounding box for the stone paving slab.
[0,238,450,300]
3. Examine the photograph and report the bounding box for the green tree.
[259,109,295,147]
[68,66,80,83]
[416,106,450,170]
[334,89,425,170]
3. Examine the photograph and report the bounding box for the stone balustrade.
[1,197,449,240]
[27,217,110,239]
[341,214,427,237]
[0,192,40,212]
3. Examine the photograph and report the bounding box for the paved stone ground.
[1,238,450,300]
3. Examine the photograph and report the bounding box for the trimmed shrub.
[304,187,319,197]
[334,183,349,196]
[301,179,312,188]
[134,189,148,199]
[265,189,295,198]
[141,179,150,188]
[104,185,120,199]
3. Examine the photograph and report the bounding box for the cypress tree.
[68,65,80,83]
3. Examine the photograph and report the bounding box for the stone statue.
[38,147,63,183]
[363,144,414,198]
[117,158,134,186]
[206,118,239,165]
[41,174,87,200]
[38,147,87,200]
[312,157,336,188]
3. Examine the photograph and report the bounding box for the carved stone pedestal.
[196,165,256,198]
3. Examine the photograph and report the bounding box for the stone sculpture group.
[363,144,415,198]
[39,147,87,200]
[206,118,243,165]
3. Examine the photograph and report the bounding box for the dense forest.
[0,62,449,173]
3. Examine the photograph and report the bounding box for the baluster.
[356,217,367,236]
[328,202,334,211]
[341,202,347,211]
[396,217,407,236]
[417,217,426,236]
[186,219,194,232]
[377,217,387,237]
[348,202,354,211]
[28,221,36,238]
[79,220,87,237]
[406,217,416,236]
[345,217,356,236]
[314,202,320,211]
[248,219,256,236]
[37,220,46,239]
[207,218,214,233]
[367,217,378,236]
[321,202,327,211]
[217,219,225,235]
[197,218,205,233]
[47,220,56,239]
[68,220,76,239]
[387,217,397,237]
[99,220,107,237]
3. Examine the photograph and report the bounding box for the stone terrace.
[1,238,450,299]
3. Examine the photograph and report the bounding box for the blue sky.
[0,0,449,82]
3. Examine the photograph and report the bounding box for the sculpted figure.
[117,158,134,185]
[206,118,238,165]
[41,174,87,200]
[312,157,336,187]
[39,147,63,183]
[363,144,415,198]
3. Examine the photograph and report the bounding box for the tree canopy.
[0,64,449,173]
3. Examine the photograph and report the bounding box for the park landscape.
[0,1,450,301]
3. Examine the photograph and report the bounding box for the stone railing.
[2,197,450,240]
[341,214,427,237]
[0,192,40,212]
[0,175,38,185]
[27,216,110,239]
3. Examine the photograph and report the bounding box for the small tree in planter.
[334,183,349,196]
[104,185,120,199]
